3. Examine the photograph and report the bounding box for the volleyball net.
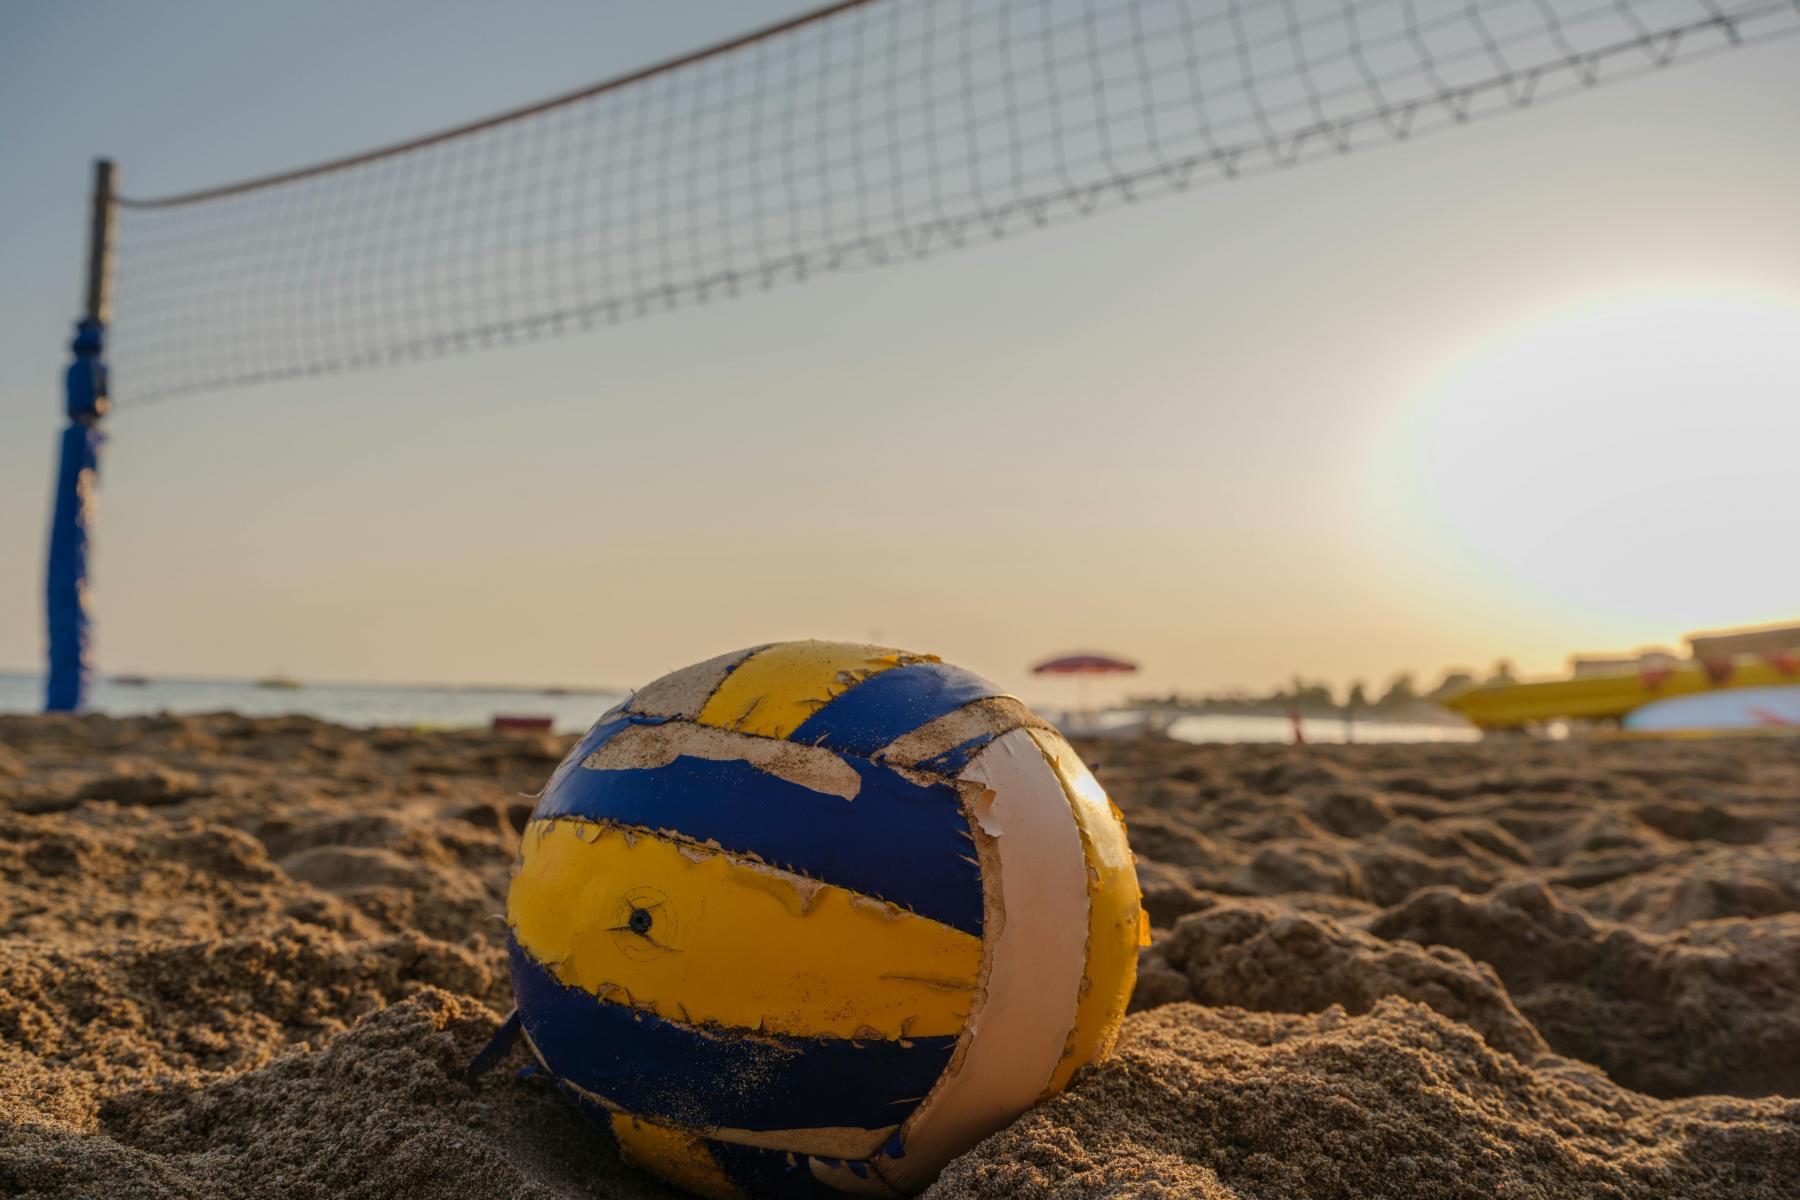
[42,0,1800,711]
[105,0,1800,407]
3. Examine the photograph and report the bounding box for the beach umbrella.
[1031,653,1139,676]
[1031,653,1138,718]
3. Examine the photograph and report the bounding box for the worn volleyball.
[506,641,1147,1198]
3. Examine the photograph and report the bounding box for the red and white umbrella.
[1031,653,1139,676]
[1031,653,1138,719]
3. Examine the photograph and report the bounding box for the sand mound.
[1371,881,1800,1097]
[927,1000,1800,1200]
[5,989,672,1200]
[5,714,1800,1198]
[1134,899,1547,1060]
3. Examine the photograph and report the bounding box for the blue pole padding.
[45,318,108,713]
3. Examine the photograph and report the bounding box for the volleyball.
[506,640,1147,1197]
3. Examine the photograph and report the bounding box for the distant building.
[1568,649,1680,679]
[1686,622,1800,663]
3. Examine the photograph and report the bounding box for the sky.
[3,1,1798,704]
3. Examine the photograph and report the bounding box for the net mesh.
[109,0,1800,405]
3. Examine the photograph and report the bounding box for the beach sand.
[2,714,1796,1198]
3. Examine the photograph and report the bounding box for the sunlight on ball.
[505,640,1147,1197]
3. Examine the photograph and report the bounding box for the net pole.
[45,159,116,712]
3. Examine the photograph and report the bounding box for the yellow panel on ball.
[510,817,982,1040]
[504,640,1144,1197]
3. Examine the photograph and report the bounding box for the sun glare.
[1380,286,1800,630]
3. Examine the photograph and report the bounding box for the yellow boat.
[1442,655,1800,729]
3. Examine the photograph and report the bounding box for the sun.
[1375,284,1800,632]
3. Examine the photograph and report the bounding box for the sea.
[0,673,1478,744]
[0,673,624,735]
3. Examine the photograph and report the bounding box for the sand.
[2,714,1797,1199]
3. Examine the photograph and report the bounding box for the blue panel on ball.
[510,937,956,1134]
[788,662,1006,758]
[532,751,983,935]
[707,1140,845,1198]
[912,731,1003,777]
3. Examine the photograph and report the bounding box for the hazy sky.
[3,2,1798,703]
